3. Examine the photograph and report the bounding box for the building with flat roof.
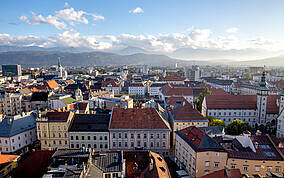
[2,64,22,77]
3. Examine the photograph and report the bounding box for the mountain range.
[0,45,283,67]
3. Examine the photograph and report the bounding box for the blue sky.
[0,0,284,57]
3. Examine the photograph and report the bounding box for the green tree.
[225,120,252,135]
[197,88,212,112]
[207,116,225,127]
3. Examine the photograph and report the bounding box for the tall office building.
[2,64,22,77]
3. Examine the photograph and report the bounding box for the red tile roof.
[161,84,193,96]
[178,126,205,148]
[200,168,242,178]
[160,76,185,81]
[69,102,88,111]
[11,150,54,178]
[109,108,170,130]
[228,135,284,161]
[205,94,279,113]
[129,83,145,87]
[102,80,120,87]
[46,112,71,121]
[205,95,257,109]
[267,95,280,114]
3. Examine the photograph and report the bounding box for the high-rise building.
[184,65,201,81]
[1,64,22,77]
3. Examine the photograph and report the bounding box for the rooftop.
[109,108,170,130]
[176,126,225,152]
[69,114,110,132]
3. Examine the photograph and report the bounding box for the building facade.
[68,114,110,150]
[109,108,171,156]
[0,92,22,116]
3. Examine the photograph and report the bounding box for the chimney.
[256,130,262,136]
[224,166,231,178]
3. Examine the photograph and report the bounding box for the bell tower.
[257,71,269,124]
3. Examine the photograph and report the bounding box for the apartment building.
[109,108,171,156]
[175,126,228,177]
[0,92,22,116]
[101,80,121,94]
[68,114,110,150]
[0,112,37,153]
[36,111,75,150]
[128,82,148,96]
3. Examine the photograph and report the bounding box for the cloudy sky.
[1,0,284,59]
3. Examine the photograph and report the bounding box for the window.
[125,142,128,147]
[243,165,248,171]
[94,136,97,140]
[71,136,73,140]
[267,166,272,172]
[105,144,108,149]
[131,134,134,139]
[137,134,141,139]
[150,134,154,138]
[88,136,90,140]
[214,162,219,168]
[118,142,121,147]
[205,161,210,167]
[216,152,220,156]
[76,136,79,140]
[157,134,160,138]
[104,136,107,140]
[119,133,121,138]
[204,170,210,175]
[76,144,79,148]
[231,164,236,169]
[162,142,166,147]
[125,133,127,138]
[275,166,280,173]
[113,173,119,178]
[12,139,14,143]
[157,142,160,147]
[113,142,116,147]
[255,165,260,172]
[143,134,147,139]
[131,142,134,147]
[163,134,166,139]
[59,140,61,145]
[88,144,91,148]
[105,173,111,178]
[100,136,103,140]
[113,133,116,138]
[94,144,97,148]
[100,144,103,148]
[82,136,84,140]
[71,144,74,148]
[137,141,141,147]
[151,142,154,147]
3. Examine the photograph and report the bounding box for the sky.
[1,0,284,56]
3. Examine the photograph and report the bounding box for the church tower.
[58,57,63,78]
[257,71,269,124]
[75,88,83,101]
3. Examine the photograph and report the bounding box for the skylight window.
[264,152,276,157]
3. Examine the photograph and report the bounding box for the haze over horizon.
[1,0,284,61]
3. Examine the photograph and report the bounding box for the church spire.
[58,57,62,68]
[258,71,269,91]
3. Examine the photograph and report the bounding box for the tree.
[225,120,252,135]
[196,88,212,112]
[207,116,225,127]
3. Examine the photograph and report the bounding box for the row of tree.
[207,116,252,135]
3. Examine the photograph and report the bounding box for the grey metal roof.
[68,114,110,132]
[0,113,36,137]
[200,126,224,135]
[93,151,122,173]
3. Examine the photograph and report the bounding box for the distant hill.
[118,46,148,55]
[0,51,181,67]
[232,55,284,66]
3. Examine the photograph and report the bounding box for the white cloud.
[91,14,104,21]
[19,13,67,30]
[19,7,104,29]
[129,7,144,14]
[64,2,69,8]
[55,8,88,24]
[0,28,282,53]
[226,27,239,33]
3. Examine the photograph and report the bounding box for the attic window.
[159,167,166,172]
[157,157,163,162]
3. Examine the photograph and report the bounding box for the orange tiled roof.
[0,153,19,165]
[46,80,59,89]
